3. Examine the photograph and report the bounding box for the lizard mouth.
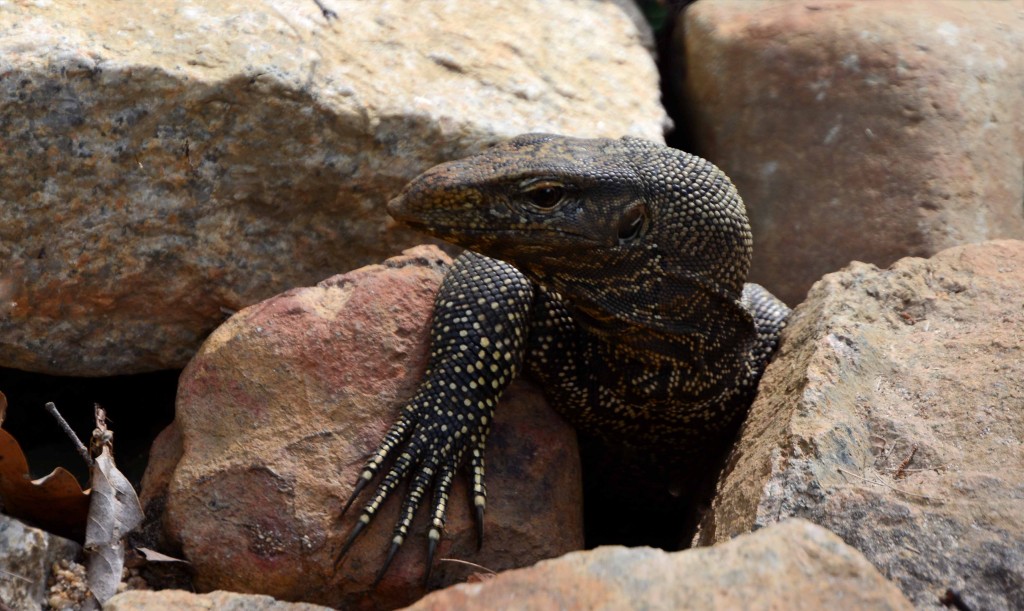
[389,192,600,244]
[396,219,600,245]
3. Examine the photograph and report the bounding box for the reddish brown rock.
[0,0,666,377]
[697,240,1024,610]
[678,1,1024,305]
[158,246,583,610]
[135,422,184,556]
[139,423,182,513]
[403,519,913,610]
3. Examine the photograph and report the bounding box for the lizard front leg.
[337,251,534,584]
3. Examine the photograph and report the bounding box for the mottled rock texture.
[0,513,82,610]
[156,246,582,610]
[698,240,1024,610]
[403,519,913,611]
[104,589,333,611]
[0,0,666,376]
[680,1,1024,305]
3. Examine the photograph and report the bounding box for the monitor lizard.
[337,133,790,583]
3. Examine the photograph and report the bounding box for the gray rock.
[0,0,666,376]
[403,519,913,611]
[677,1,1024,305]
[698,240,1024,610]
[0,513,81,611]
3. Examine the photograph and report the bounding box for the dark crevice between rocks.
[649,0,698,153]
[0,367,179,490]
[579,419,741,553]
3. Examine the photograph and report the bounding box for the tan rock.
[678,1,1024,305]
[0,0,666,376]
[159,246,583,610]
[697,240,1024,610]
[403,519,913,610]
[104,589,332,611]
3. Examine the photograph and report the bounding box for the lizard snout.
[385,193,406,220]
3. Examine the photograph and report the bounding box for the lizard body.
[339,134,789,580]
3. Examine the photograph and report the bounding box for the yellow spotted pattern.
[341,134,790,578]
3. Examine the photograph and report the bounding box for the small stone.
[103,589,334,611]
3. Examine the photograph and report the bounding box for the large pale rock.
[0,513,81,611]
[679,1,1024,305]
[0,0,666,376]
[403,519,913,610]
[104,589,333,611]
[159,246,583,610]
[697,241,1024,610]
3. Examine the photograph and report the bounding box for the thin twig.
[43,402,93,467]
[836,467,932,500]
[0,568,32,583]
[439,558,498,575]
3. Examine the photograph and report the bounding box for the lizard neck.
[527,254,756,363]
[570,290,757,367]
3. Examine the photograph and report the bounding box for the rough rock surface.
[679,1,1024,305]
[0,0,666,376]
[135,422,184,555]
[0,513,82,610]
[403,519,912,610]
[104,589,333,611]
[156,246,583,610]
[697,240,1024,610]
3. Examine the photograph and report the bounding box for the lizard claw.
[476,505,485,551]
[425,535,438,588]
[373,539,403,587]
[336,519,368,567]
[340,475,371,517]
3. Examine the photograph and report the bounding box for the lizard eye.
[522,182,566,210]
[617,204,647,244]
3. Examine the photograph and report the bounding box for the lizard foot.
[335,251,532,586]
[336,400,490,586]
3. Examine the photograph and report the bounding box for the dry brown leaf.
[0,426,90,542]
[84,408,144,606]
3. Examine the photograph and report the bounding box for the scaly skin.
[337,134,789,582]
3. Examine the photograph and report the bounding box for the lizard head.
[388,133,647,250]
[388,133,753,334]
